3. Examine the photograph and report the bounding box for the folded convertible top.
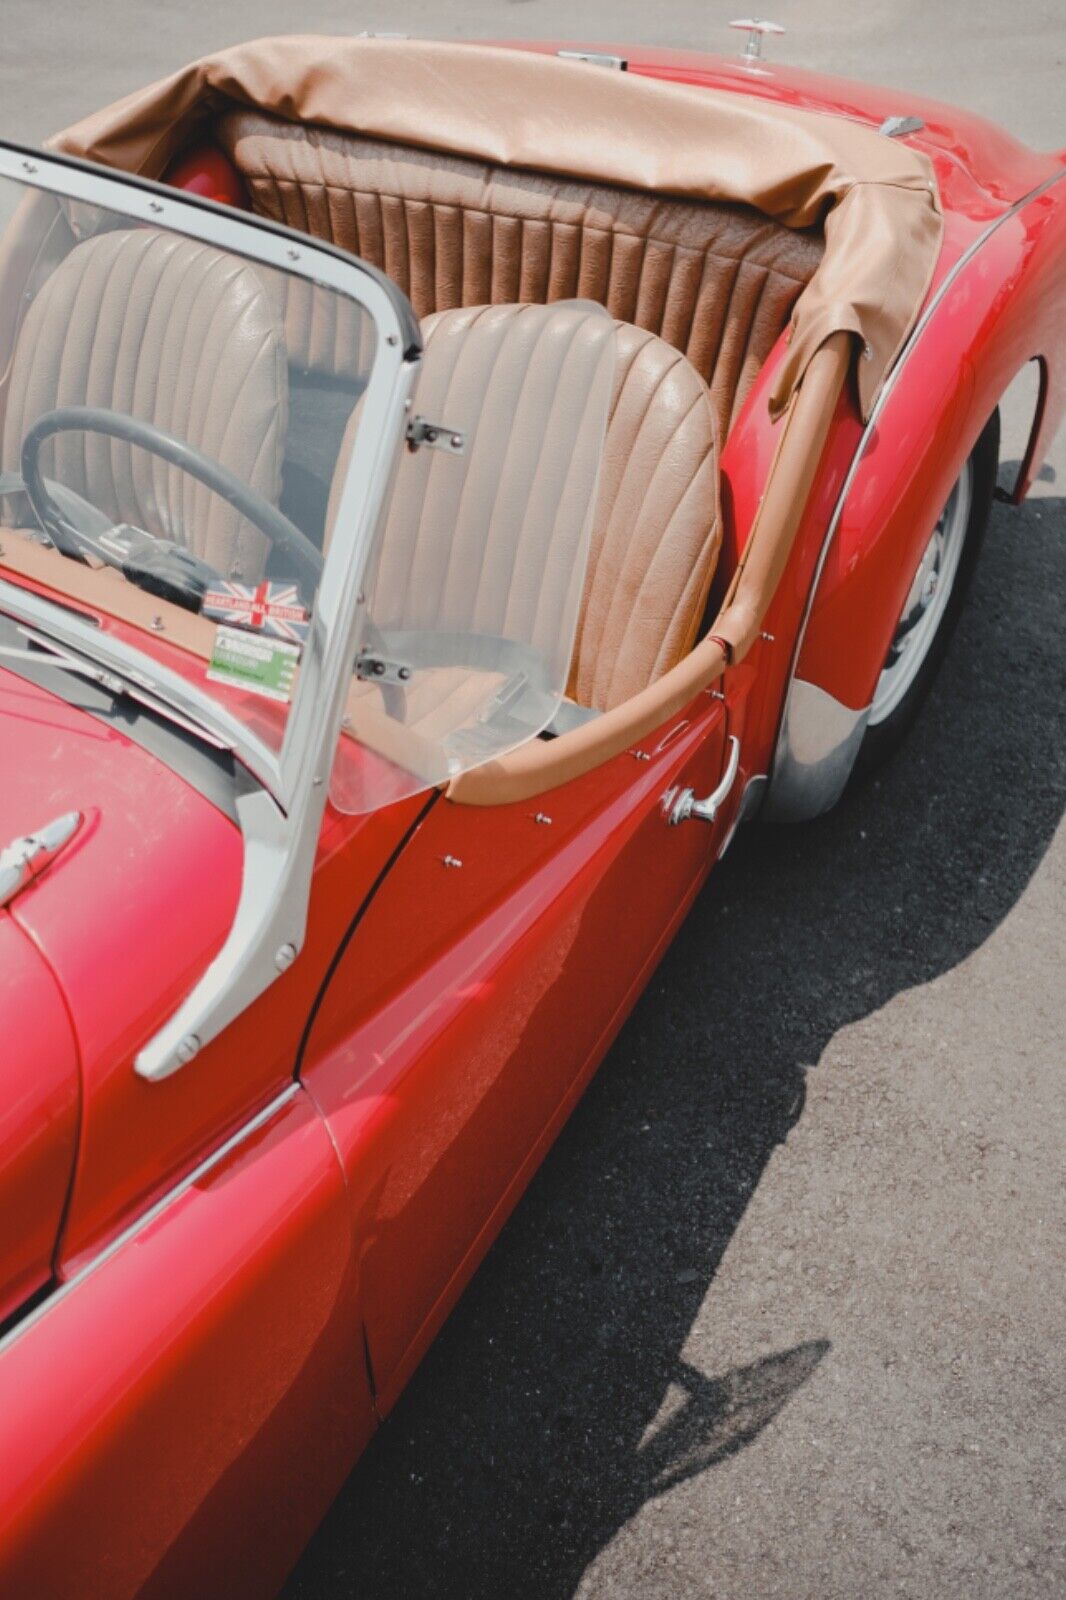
[49,36,944,419]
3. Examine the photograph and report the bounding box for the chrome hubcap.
[868,459,973,726]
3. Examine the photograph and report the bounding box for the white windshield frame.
[0,141,419,807]
[0,141,421,1079]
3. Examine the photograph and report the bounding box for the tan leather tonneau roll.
[48,37,942,420]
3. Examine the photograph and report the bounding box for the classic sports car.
[0,27,1062,1598]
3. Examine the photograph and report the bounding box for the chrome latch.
[405,416,466,454]
[0,809,82,906]
[663,735,741,826]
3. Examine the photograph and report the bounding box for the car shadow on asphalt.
[282,494,1066,1600]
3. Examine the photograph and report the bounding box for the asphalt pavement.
[1,4,1062,1597]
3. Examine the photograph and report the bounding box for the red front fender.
[795,173,1066,714]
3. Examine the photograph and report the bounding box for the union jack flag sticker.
[201,580,310,644]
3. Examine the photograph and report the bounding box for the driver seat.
[1,227,288,581]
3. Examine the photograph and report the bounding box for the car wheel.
[853,409,999,778]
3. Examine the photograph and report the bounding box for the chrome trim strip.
[0,1082,302,1359]
[770,164,1066,811]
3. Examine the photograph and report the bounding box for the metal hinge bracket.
[356,651,414,686]
[405,416,466,454]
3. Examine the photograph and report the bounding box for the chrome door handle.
[664,735,741,826]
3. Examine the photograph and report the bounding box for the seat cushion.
[1,227,288,579]
[216,110,823,443]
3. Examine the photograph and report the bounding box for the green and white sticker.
[207,624,300,703]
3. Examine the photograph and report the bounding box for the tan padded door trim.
[1,227,288,580]
[216,112,822,443]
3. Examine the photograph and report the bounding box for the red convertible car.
[0,30,1062,1598]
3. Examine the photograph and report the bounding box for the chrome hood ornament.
[0,810,82,907]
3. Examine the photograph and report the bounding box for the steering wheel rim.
[20,405,324,594]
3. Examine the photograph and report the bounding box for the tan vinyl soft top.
[48,36,943,420]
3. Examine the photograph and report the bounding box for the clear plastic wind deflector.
[330,301,617,812]
[0,145,424,1078]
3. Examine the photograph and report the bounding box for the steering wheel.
[20,405,324,600]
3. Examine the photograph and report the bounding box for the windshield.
[0,173,382,762]
[0,161,613,812]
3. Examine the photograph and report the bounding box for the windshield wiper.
[0,625,228,749]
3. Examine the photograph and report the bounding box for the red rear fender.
[795,174,1066,713]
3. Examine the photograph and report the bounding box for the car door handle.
[664,735,741,826]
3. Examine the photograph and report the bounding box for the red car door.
[302,689,744,1409]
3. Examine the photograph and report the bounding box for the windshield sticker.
[207,625,300,704]
[202,581,309,642]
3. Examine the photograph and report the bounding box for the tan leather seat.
[573,319,720,710]
[336,305,720,715]
[216,110,824,445]
[1,227,288,580]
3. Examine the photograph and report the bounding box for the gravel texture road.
[2,4,1061,1596]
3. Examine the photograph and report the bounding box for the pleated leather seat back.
[216,111,823,444]
[333,305,720,713]
[573,318,720,710]
[1,227,288,579]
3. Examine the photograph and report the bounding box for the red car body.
[0,38,1063,1600]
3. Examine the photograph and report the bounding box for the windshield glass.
[330,300,616,812]
[0,174,382,765]
[0,165,614,812]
